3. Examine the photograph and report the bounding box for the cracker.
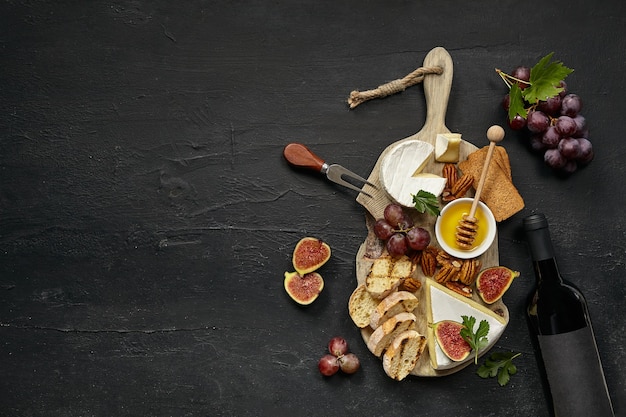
[458,146,524,222]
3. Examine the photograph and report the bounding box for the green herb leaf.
[507,83,527,121]
[477,351,521,386]
[500,52,574,121]
[522,52,574,105]
[460,315,490,365]
[412,189,440,216]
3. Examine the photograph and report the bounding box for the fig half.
[432,320,471,362]
[284,271,324,305]
[292,237,331,275]
[476,266,520,304]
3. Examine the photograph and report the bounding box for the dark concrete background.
[1,1,625,416]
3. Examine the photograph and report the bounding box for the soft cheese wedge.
[380,140,446,207]
[435,133,462,163]
[425,279,507,370]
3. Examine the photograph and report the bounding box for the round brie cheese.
[380,140,446,207]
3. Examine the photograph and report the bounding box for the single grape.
[529,134,546,153]
[527,110,550,133]
[338,353,360,374]
[512,66,530,89]
[573,114,587,136]
[541,126,561,149]
[544,148,567,169]
[502,94,510,110]
[406,227,431,251]
[318,354,340,376]
[561,94,582,117]
[557,80,568,97]
[508,114,527,130]
[555,116,577,137]
[562,160,578,174]
[328,337,349,357]
[386,233,408,257]
[399,214,414,230]
[558,137,581,160]
[576,138,594,164]
[538,95,562,116]
[374,219,394,240]
[384,204,405,229]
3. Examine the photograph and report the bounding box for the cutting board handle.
[422,47,453,132]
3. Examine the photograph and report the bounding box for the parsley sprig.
[477,351,522,386]
[457,316,521,386]
[496,52,574,121]
[460,315,490,365]
[412,190,440,216]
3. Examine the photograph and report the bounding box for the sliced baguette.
[348,284,380,328]
[365,256,398,299]
[382,329,427,381]
[366,312,416,357]
[370,290,419,329]
[365,255,415,299]
[390,255,415,280]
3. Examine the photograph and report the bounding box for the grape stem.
[495,68,531,90]
[393,226,414,234]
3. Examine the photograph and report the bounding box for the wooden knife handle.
[283,143,325,172]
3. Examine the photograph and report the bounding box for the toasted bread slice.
[370,290,419,329]
[390,255,415,280]
[366,312,416,357]
[365,256,399,299]
[348,284,380,328]
[382,329,427,381]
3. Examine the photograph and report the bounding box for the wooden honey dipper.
[455,125,505,249]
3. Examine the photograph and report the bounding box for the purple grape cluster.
[503,66,594,174]
[374,203,431,257]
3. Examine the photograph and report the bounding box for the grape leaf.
[522,52,574,104]
[412,189,440,216]
[477,351,521,386]
[460,315,489,364]
[507,83,527,121]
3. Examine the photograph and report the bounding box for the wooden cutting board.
[353,47,509,377]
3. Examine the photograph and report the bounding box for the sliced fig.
[292,237,331,275]
[476,266,520,304]
[284,271,324,305]
[432,320,471,362]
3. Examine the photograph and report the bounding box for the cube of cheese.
[435,133,462,163]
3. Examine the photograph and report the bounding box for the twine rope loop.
[347,65,443,109]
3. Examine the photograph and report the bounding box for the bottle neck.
[525,219,555,261]
[524,213,563,286]
[533,257,563,286]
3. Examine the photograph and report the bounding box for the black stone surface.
[1,1,625,416]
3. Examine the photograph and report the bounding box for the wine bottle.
[523,213,614,417]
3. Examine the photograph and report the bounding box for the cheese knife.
[283,143,375,197]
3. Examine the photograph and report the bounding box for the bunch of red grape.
[318,337,360,376]
[373,203,431,257]
[503,66,594,174]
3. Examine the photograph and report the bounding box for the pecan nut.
[458,258,481,286]
[445,281,473,298]
[420,247,437,276]
[434,262,460,284]
[441,164,459,202]
[400,276,422,293]
[442,163,458,189]
[451,173,474,198]
[436,249,451,266]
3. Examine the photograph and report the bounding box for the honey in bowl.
[435,197,496,259]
